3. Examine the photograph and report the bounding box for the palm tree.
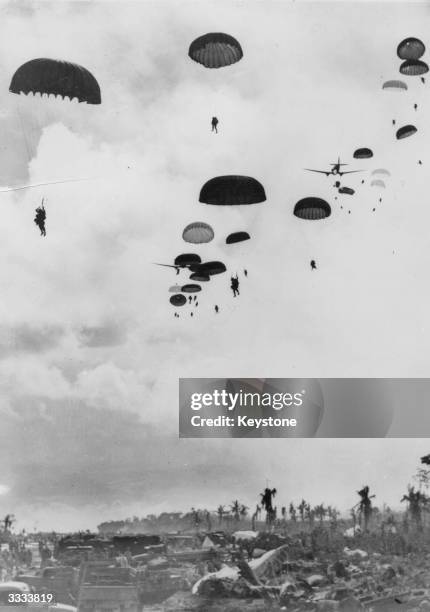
[402,485,428,527]
[231,500,241,522]
[239,504,249,520]
[305,503,315,526]
[314,504,326,523]
[260,487,277,524]
[357,486,375,531]
[289,503,297,522]
[217,505,226,525]
[298,499,307,523]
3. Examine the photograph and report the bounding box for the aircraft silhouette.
[305,157,362,177]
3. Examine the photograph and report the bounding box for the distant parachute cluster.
[164,173,265,316]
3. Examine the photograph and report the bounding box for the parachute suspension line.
[15,99,33,164]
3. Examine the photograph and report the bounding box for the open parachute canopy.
[370,179,386,188]
[200,175,266,205]
[170,294,187,307]
[397,37,426,60]
[400,59,429,76]
[192,261,227,276]
[396,124,417,139]
[174,254,201,267]
[182,222,214,244]
[169,285,183,293]
[382,79,408,91]
[190,272,210,282]
[338,187,355,195]
[372,169,391,177]
[9,58,101,104]
[353,148,373,159]
[189,33,243,68]
[181,284,202,293]
[294,197,331,220]
[226,231,251,244]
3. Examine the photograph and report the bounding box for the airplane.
[305,157,362,177]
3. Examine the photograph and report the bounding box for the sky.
[1,0,430,531]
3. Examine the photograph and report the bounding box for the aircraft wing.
[153,263,179,269]
[304,169,330,175]
[339,170,362,175]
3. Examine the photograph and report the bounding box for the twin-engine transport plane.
[305,157,363,177]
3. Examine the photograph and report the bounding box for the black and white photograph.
[2,0,430,610]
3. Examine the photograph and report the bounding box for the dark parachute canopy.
[397,37,426,60]
[294,197,331,220]
[400,59,429,76]
[200,176,266,205]
[396,124,417,139]
[190,272,210,282]
[170,294,187,307]
[353,148,373,159]
[189,33,243,68]
[195,261,227,275]
[181,284,202,293]
[226,231,251,244]
[174,254,201,267]
[338,187,355,195]
[10,58,101,104]
[182,222,214,244]
[382,79,408,91]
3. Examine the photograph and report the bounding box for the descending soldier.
[310,260,317,271]
[211,116,219,133]
[34,199,46,236]
[215,305,219,314]
[230,274,240,297]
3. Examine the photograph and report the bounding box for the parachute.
[169,285,182,293]
[181,284,202,293]
[371,169,391,177]
[170,294,187,307]
[196,261,227,275]
[226,231,251,244]
[338,187,355,195]
[353,148,373,159]
[396,124,417,139]
[182,222,214,244]
[10,58,101,104]
[189,272,210,282]
[370,179,386,188]
[199,176,266,205]
[382,79,408,91]
[294,198,331,220]
[188,33,243,68]
[397,37,426,60]
[400,59,429,76]
[174,254,202,267]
